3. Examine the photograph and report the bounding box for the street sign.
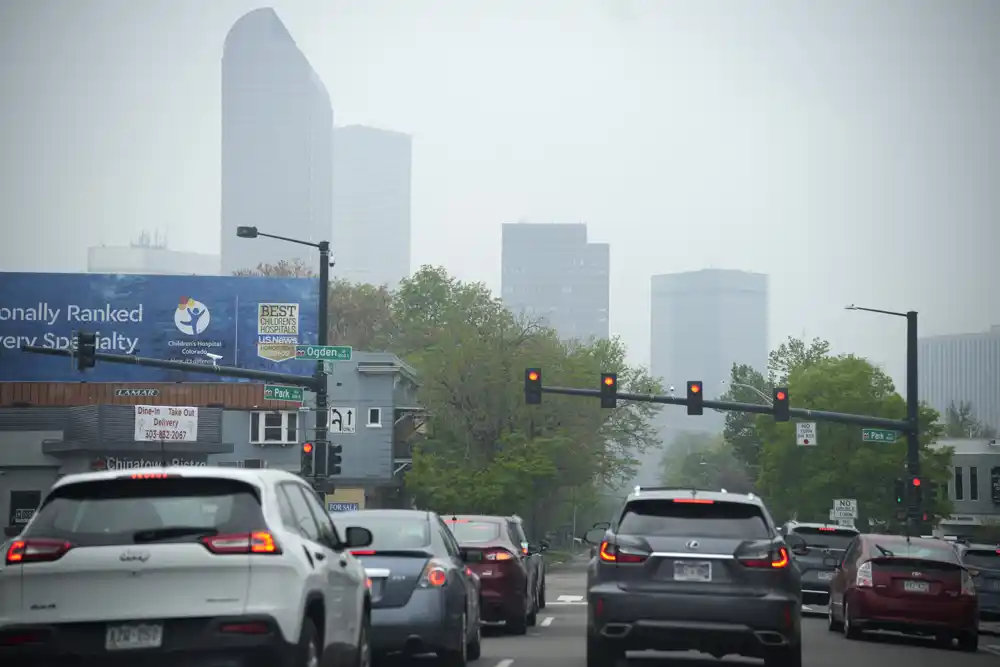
[264,384,303,402]
[295,345,353,362]
[833,498,858,518]
[836,518,855,528]
[832,508,856,519]
[329,407,356,434]
[862,428,897,443]
[796,422,817,446]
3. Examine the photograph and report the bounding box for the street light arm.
[724,381,772,405]
[256,231,320,249]
[844,305,908,318]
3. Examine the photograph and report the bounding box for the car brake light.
[5,538,73,565]
[0,629,49,646]
[961,569,977,597]
[738,546,789,569]
[219,622,270,634]
[201,532,281,555]
[127,473,178,480]
[598,540,648,563]
[817,527,836,532]
[351,550,376,556]
[856,561,873,588]
[484,549,514,562]
[419,559,450,588]
[521,546,529,556]
[672,498,714,504]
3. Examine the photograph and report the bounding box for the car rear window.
[791,527,857,551]
[22,476,265,546]
[618,499,770,539]
[962,549,1000,570]
[447,520,501,543]
[344,515,431,550]
[870,541,960,564]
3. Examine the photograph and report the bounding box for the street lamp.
[721,380,772,405]
[238,226,332,483]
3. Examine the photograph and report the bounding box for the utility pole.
[313,241,331,486]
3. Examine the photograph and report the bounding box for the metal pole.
[314,241,331,485]
[906,310,920,516]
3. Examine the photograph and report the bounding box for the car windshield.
[446,519,501,543]
[962,549,1000,570]
[618,499,769,539]
[871,541,960,563]
[791,527,857,551]
[22,477,265,546]
[344,515,431,551]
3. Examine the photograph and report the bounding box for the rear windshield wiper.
[874,544,895,558]
[133,526,220,543]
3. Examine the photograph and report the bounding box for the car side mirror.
[583,528,606,545]
[460,549,484,564]
[344,526,373,549]
[3,526,20,538]
[822,556,841,569]
[784,534,808,555]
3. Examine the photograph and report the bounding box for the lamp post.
[720,380,772,405]
[238,226,331,482]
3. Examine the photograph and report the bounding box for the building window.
[250,411,298,444]
[970,466,979,501]
[954,466,964,501]
[367,408,382,428]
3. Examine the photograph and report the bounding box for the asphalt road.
[454,560,1000,667]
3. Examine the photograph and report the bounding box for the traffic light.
[910,476,922,506]
[686,381,703,416]
[314,440,328,477]
[301,442,315,477]
[894,478,905,504]
[600,373,617,409]
[76,331,97,371]
[773,387,789,422]
[328,443,343,476]
[525,368,542,405]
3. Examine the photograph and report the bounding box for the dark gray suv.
[584,486,802,667]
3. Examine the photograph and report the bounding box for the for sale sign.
[134,405,198,442]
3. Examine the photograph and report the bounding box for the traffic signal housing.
[910,476,922,506]
[773,387,789,422]
[301,442,315,477]
[76,331,97,371]
[600,373,617,409]
[894,478,905,504]
[328,443,343,476]
[686,381,703,416]
[525,368,542,405]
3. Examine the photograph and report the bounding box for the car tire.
[296,617,321,667]
[842,600,862,640]
[586,633,623,667]
[538,581,546,609]
[467,615,482,661]
[764,643,802,667]
[527,589,538,627]
[439,612,468,667]
[506,609,527,636]
[355,612,372,667]
[827,603,842,632]
[957,631,979,652]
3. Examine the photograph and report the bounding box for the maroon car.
[828,534,978,650]
[445,515,538,634]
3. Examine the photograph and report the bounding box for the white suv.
[0,466,374,667]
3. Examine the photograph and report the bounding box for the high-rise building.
[220,8,332,275]
[88,231,219,275]
[331,125,412,288]
[501,223,609,341]
[919,325,1000,434]
[650,269,769,432]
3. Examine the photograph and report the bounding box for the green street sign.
[264,384,304,402]
[295,345,353,362]
[862,428,898,443]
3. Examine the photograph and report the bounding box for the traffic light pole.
[313,241,330,485]
[905,310,920,481]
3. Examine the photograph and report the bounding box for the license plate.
[903,580,930,594]
[105,623,163,651]
[673,560,712,582]
[818,571,835,581]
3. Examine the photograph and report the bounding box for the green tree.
[233,259,315,278]
[660,431,752,492]
[755,354,951,527]
[944,400,997,439]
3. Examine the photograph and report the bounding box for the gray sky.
[1,0,998,385]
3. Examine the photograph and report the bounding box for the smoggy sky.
[1,0,998,386]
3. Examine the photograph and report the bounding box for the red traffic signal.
[773,387,790,422]
[603,375,615,386]
[528,370,539,382]
[600,372,618,408]
[302,442,314,454]
[912,477,921,487]
[525,368,542,405]
[775,390,786,401]
[686,381,703,415]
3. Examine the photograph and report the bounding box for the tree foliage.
[659,431,753,493]
[944,400,997,439]
[233,259,315,278]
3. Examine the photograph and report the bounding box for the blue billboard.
[0,273,320,382]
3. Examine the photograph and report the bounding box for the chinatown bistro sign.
[93,456,207,471]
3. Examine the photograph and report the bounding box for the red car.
[827,533,978,650]
[445,515,539,635]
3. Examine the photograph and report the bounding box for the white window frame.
[249,411,299,444]
[367,407,382,428]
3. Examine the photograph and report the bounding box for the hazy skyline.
[1,0,998,389]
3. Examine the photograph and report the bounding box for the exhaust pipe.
[754,631,788,646]
[601,623,632,638]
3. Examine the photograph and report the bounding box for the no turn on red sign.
[796,422,817,446]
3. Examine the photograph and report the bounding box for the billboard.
[0,273,319,382]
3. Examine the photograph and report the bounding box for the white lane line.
[544,601,587,606]
[494,660,515,667]
[556,594,584,602]
[983,645,1000,657]
[541,616,554,627]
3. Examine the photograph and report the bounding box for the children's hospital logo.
[174,297,211,335]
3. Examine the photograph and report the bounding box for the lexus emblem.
[686,540,700,550]
[911,571,922,577]
[119,549,151,563]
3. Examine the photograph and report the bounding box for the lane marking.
[541,616,554,627]
[556,594,584,602]
[494,660,515,667]
[545,601,587,606]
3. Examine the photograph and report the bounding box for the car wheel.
[764,643,802,667]
[466,614,482,661]
[506,608,527,636]
[957,631,978,652]
[355,612,372,667]
[842,599,862,640]
[438,612,468,667]
[586,633,623,667]
[296,617,321,667]
[538,580,546,609]
[827,602,842,632]
[526,587,538,627]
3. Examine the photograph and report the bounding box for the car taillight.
[961,569,977,597]
[351,550,376,556]
[598,540,647,564]
[201,531,281,555]
[484,549,514,562]
[5,538,73,565]
[738,546,789,569]
[419,559,450,588]
[856,561,873,588]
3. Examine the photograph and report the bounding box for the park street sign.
[264,384,303,402]
[862,428,897,443]
[796,422,817,446]
[295,345,352,362]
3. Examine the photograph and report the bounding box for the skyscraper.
[919,325,1000,434]
[501,223,609,341]
[220,8,333,275]
[650,269,769,432]
[331,125,412,288]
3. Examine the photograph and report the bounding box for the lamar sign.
[93,456,207,471]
